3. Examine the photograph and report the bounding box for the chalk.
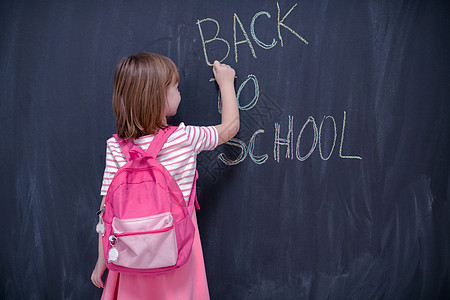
[209,76,238,82]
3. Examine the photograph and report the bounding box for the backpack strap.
[145,126,177,159]
[187,170,200,215]
[112,126,177,160]
[147,127,200,214]
[112,134,134,161]
[149,127,200,214]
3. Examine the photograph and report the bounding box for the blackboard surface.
[1,1,449,299]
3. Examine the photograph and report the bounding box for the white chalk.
[209,76,238,82]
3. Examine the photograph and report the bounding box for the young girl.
[91,53,238,299]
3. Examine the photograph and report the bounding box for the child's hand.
[212,60,239,145]
[91,256,106,288]
[212,60,235,87]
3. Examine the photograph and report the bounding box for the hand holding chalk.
[211,60,236,87]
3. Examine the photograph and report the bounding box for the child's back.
[101,123,218,202]
[91,53,239,300]
[101,124,217,299]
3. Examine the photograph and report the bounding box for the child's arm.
[212,60,240,145]
[91,196,106,288]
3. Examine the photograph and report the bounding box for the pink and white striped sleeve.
[100,139,122,196]
[185,125,218,154]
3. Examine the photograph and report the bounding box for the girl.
[91,53,239,299]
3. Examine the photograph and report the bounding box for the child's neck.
[161,117,169,127]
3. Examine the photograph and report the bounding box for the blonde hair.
[113,52,179,140]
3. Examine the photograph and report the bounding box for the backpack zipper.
[114,225,174,238]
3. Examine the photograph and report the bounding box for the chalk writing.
[218,74,259,113]
[296,116,318,161]
[339,111,362,160]
[234,13,257,62]
[318,116,337,160]
[276,2,308,47]
[273,112,361,163]
[218,130,268,166]
[216,111,361,166]
[196,18,230,66]
[218,138,248,166]
[251,11,277,49]
[196,2,308,65]
[274,115,294,162]
[248,129,268,164]
[196,3,361,166]
[237,74,259,110]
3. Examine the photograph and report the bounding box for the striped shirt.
[100,123,218,202]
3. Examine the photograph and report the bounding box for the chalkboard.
[1,0,449,299]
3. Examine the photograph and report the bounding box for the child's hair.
[113,52,180,140]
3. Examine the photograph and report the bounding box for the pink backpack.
[101,126,198,275]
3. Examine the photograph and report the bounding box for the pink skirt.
[101,212,210,300]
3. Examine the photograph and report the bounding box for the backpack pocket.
[110,212,178,269]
